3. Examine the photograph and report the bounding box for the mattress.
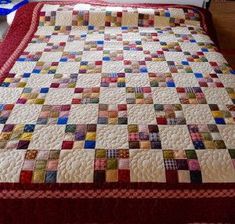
[0,1,235,222]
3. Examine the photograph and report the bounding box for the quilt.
[0,1,235,199]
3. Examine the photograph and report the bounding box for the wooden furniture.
[210,0,235,68]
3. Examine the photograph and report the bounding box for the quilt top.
[0,3,235,185]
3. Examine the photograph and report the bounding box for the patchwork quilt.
[0,2,235,194]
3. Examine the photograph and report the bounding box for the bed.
[0,0,235,223]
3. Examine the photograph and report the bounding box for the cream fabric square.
[29,125,65,150]
[82,51,103,61]
[102,61,124,73]
[56,62,80,73]
[182,104,214,124]
[57,150,95,183]
[126,73,150,87]
[96,125,128,149]
[76,74,101,87]
[104,41,123,50]
[146,61,170,73]
[179,42,201,52]
[123,51,145,61]
[45,88,74,105]
[159,125,194,149]
[173,73,199,87]
[158,34,177,43]
[0,88,22,104]
[25,43,47,52]
[204,52,227,64]
[172,27,191,35]
[197,150,235,182]
[0,150,26,183]
[122,11,138,26]
[130,150,166,182]
[122,33,141,41]
[89,11,106,26]
[128,104,156,124]
[55,11,73,26]
[169,8,185,19]
[142,42,162,52]
[39,52,62,62]
[218,74,235,88]
[203,88,232,105]
[100,87,126,104]
[7,104,42,124]
[68,104,98,124]
[86,34,104,41]
[164,52,186,63]
[152,87,180,104]
[49,35,68,43]
[26,74,54,88]
[10,62,36,74]
[35,26,55,35]
[190,62,214,74]
[64,41,85,52]
[218,125,235,148]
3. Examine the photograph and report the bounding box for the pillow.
[105,0,207,8]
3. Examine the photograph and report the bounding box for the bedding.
[0,1,235,222]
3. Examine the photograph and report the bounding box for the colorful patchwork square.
[154,104,186,125]
[210,62,234,74]
[72,10,89,26]
[105,10,122,26]
[195,73,224,87]
[62,124,96,149]
[138,12,154,27]
[163,149,202,183]
[209,104,235,124]
[31,35,51,44]
[126,87,153,104]
[72,87,100,104]
[103,50,123,61]
[161,42,182,52]
[50,74,78,88]
[52,26,72,35]
[32,62,58,74]
[39,11,56,26]
[226,88,235,104]
[79,61,102,73]
[1,73,28,88]
[128,124,161,149]
[124,60,147,73]
[16,88,48,104]
[149,73,175,87]
[101,73,125,87]
[84,41,104,51]
[44,42,66,52]
[188,124,226,149]
[20,150,60,183]
[0,124,35,149]
[175,34,195,43]
[144,50,165,61]
[98,104,127,125]
[0,104,14,124]
[167,61,193,73]
[104,33,122,41]
[184,52,207,62]
[94,149,130,183]
[176,87,207,104]
[123,41,143,51]
[37,105,71,125]
[17,52,42,62]
[60,51,82,62]
[140,32,159,42]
